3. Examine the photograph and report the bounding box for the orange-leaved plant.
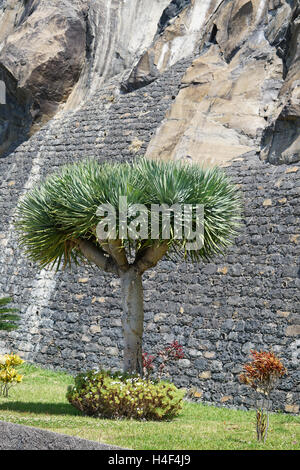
[239,350,287,443]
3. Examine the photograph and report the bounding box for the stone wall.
[0,55,299,414]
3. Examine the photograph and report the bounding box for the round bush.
[66,369,185,420]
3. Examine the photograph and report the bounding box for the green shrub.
[66,370,185,420]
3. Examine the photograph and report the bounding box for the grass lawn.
[0,363,299,450]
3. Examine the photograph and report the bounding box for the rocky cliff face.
[0,0,299,163]
[144,0,300,166]
[0,62,31,156]
[0,0,87,140]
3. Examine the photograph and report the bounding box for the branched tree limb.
[99,239,130,273]
[77,239,119,275]
[133,240,169,275]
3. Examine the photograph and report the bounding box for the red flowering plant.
[142,341,184,382]
[239,350,287,443]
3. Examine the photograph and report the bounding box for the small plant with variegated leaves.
[142,341,185,381]
[0,353,24,397]
[239,350,287,443]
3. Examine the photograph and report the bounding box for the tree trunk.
[120,267,144,375]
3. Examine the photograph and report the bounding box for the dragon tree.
[16,158,241,375]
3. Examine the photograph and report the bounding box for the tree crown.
[16,157,241,275]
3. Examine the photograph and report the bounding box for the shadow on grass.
[0,401,81,416]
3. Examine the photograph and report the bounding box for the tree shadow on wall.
[0,401,81,416]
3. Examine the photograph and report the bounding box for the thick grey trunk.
[120,267,144,375]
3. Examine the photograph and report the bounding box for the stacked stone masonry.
[0,56,299,414]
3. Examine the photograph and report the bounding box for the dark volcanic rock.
[0,63,32,157]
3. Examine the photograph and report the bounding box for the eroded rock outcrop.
[0,0,176,152]
[65,0,172,108]
[122,0,224,92]
[145,0,300,166]
[0,0,87,133]
[0,0,299,164]
[262,1,300,163]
